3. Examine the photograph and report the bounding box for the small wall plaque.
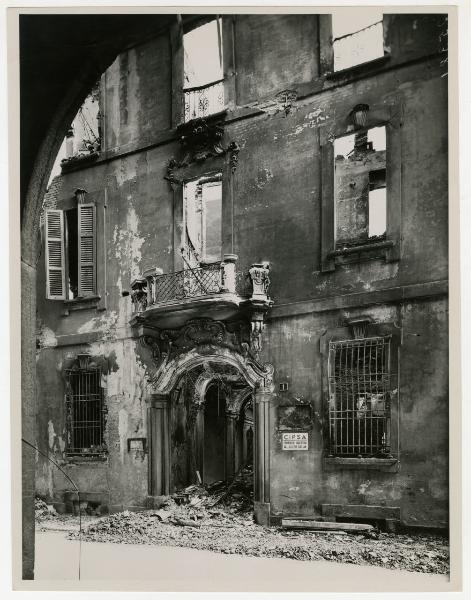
[282,432,309,450]
[127,438,146,453]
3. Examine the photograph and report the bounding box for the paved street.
[34,531,452,592]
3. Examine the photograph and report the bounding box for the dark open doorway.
[203,383,226,484]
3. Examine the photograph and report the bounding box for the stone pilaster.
[253,387,273,526]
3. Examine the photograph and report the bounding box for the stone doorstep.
[321,503,401,521]
[281,519,374,532]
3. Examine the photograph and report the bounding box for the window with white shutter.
[45,209,66,299]
[44,198,97,301]
[78,203,96,297]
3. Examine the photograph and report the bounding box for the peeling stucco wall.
[35,15,448,525]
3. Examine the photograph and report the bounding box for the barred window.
[65,367,106,456]
[327,336,392,458]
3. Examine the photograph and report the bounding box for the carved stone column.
[225,411,238,481]
[253,387,273,526]
[147,394,170,506]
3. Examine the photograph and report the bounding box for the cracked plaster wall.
[35,15,448,522]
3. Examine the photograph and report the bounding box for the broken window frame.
[65,365,107,457]
[182,173,223,267]
[170,154,231,273]
[318,14,390,77]
[171,15,236,127]
[182,17,224,122]
[319,101,402,272]
[333,126,387,249]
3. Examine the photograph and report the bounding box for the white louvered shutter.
[45,209,66,299]
[78,203,96,297]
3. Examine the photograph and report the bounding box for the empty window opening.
[334,126,387,247]
[327,337,392,458]
[368,170,387,238]
[183,19,224,120]
[183,175,222,266]
[65,367,106,456]
[49,83,101,184]
[332,11,384,71]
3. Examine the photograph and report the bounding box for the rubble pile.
[171,465,254,514]
[35,497,57,522]
[63,470,449,575]
[71,510,448,574]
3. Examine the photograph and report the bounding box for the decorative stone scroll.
[130,278,148,313]
[227,141,240,173]
[249,262,271,300]
[163,117,241,184]
[274,89,298,116]
[247,262,272,357]
[138,318,251,368]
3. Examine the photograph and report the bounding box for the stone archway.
[19,14,179,578]
[143,342,274,526]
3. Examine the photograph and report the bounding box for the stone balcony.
[129,255,272,331]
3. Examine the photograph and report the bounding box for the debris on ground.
[67,507,448,575]
[38,469,449,576]
[35,497,58,522]
[35,496,100,531]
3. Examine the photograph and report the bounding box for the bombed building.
[35,13,448,529]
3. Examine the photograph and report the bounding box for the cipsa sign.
[282,432,309,450]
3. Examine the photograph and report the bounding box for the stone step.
[281,519,374,532]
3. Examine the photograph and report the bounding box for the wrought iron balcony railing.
[131,256,240,314]
[183,79,225,122]
[130,257,272,316]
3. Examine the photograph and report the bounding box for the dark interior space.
[203,384,226,484]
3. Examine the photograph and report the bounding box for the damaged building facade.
[35,13,448,529]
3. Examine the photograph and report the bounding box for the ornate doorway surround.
[137,317,275,525]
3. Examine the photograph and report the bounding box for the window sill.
[178,108,228,129]
[65,454,108,464]
[325,54,391,81]
[328,239,393,258]
[61,151,100,173]
[324,456,398,472]
[62,295,101,315]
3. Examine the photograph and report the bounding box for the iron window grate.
[327,336,392,457]
[65,368,106,456]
